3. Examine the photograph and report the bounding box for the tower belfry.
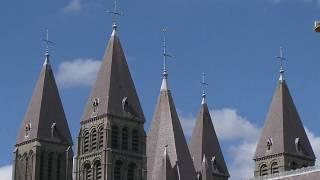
[75,3,146,180]
[147,29,197,180]
[13,31,73,180]
[253,49,315,177]
[190,74,229,180]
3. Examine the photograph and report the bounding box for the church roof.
[147,78,197,180]
[16,54,72,146]
[190,102,229,178]
[81,29,144,122]
[254,79,315,160]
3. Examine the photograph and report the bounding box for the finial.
[201,72,208,104]
[160,28,172,91]
[276,47,286,81]
[42,29,55,65]
[107,0,122,30]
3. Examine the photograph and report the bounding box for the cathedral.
[11,12,320,180]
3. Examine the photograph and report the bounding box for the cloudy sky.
[1,0,320,179]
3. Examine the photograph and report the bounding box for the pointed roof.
[147,79,197,180]
[190,102,229,178]
[254,79,315,160]
[16,54,72,146]
[81,29,144,122]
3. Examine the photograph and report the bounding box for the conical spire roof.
[16,54,72,145]
[190,102,229,178]
[81,29,144,122]
[147,78,197,180]
[254,79,315,160]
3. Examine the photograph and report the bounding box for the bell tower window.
[260,164,268,176]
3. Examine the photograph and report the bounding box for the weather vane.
[42,29,55,55]
[201,72,208,103]
[162,28,172,78]
[107,0,122,29]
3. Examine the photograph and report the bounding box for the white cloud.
[228,142,257,180]
[62,0,82,13]
[211,109,260,142]
[0,165,12,180]
[56,59,101,88]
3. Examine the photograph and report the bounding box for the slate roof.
[147,78,197,180]
[190,102,230,178]
[16,54,72,146]
[254,79,315,160]
[81,29,145,122]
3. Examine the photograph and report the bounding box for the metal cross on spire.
[42,29,55,56]
[107,0,122,30]
[201,72,208,104]
[162,28,172,78]
[276,47,286,81]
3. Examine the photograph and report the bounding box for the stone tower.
[147,33,197,180]
[253,64,315,177]
[13,50,73,180]
[74,26,146,180]
[189,93,229,180]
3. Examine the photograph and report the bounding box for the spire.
[81,23,144,122]
[16,37,72,146]
[276,47,286,81]
[147,33,197,179]
[160,28,171,91]
[201,73,208,105]
[42,29,55,65]
[107,0,122,31]
[254,74,315,163]
[190,100,229,179]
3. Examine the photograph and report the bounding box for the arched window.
[127,163,136,180]
[271,162,279,174]
[114,160,122,180]
[94,161,102,180]
[259,164,268,176]
[132,130,139,152]
[83,163,92,180]
[83,131,90,153]
[122,127,128,150]
[112,125,119,149]
[48,152,53,180]
[98,126,104,149]
[91,129,98,151]
[57,154,62,179]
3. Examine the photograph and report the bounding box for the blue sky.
[1,0,320,179]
